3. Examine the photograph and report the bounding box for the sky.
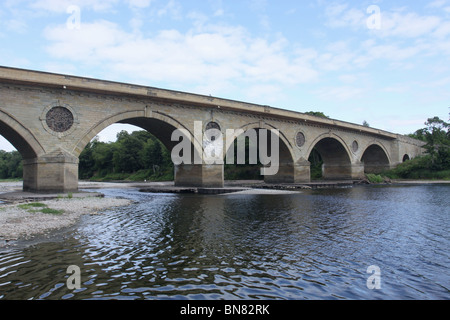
[1,0,449,151]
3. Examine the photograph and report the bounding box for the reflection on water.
[0,185,449,300]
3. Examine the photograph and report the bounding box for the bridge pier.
[264,158,311,184]
[363,163,393,174]
[322,161,365,180]
[23,151,79,193]
[174,164,224,188]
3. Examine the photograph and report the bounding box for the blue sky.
[1,0,449,151]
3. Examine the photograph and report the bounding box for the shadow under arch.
[223,122,296,183]
[306,133,353,180]
[0,110,44,160]
[74,110,202,161]
[361,143,391,174]
[74,110,214,187]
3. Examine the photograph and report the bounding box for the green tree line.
[79,130,174,181]
[1,116,449,181]
[0,150,22,179]
[387,116,450,179]
[80,131,264,181]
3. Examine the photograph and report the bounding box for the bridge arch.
[74,109,229,187]
[223,121,294,161]
[74,110,201,160]
[223,121,296,183]
[361,143,391,173]
[0,110,44,159]
[306,133,353,180]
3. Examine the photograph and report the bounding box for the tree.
[79,140,96,179]
[409,117,450,171]
[113,131,145,173]
[77,130,174,181]
[305,111,329,118]
[421,117,450,170]
[141,140,164,174]
[0,150,22,179]
[91,140,115,176]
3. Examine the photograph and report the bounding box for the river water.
[0,184,448,300]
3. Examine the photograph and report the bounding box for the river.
[0,184,448,300]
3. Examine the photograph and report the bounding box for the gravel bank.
[0,196,131,242]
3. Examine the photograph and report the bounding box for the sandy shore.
[0,182,132,243]
[0,196,131,243]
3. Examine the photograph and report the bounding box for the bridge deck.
[0,65,398,140]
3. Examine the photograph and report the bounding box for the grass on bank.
[383,155,450,180]
[364,155,450,183]
[366,173,386,183]
[18,202,65,215]
[0,178,22,182]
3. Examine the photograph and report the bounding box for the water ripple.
[0,185,449,300]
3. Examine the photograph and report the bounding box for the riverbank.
[0,182,132,245]
[0,196,132,244]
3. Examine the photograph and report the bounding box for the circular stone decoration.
[205,122,221,141]
[206,121,221,131]
[296,132,306,148]
[352,140,359,153]
[45,106,74,133]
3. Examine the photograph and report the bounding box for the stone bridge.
[0,66,424,192]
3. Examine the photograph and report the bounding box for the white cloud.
[246,84,285,104]
[324,3,444,39]
[325,3,366,29]
[338,75,355,83]
[434,21,450,38]
[382,85,410,93]
[0,137,16,152]
[313,86,365,101]
[31,0,119,12]
[316,41,356,71]
[379,12,442,38]
[157,0,182,19]
[43,19,319,98]
[5,18,27,33]
[427,0,449,8]
[363,42,423,61]
[127,0,152,8]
